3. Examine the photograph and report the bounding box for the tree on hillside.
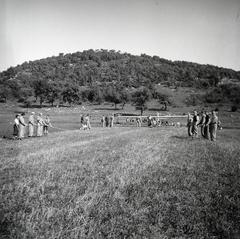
[32,78,49,106]
[105,86,122,109]
[153,90,172,111]
[61,85,80,105]
[46,82,61,106]
[0,86,9,102]
[132,87,152,115]
[91,87,104,104]
[120,89,131,109]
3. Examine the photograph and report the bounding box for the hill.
[1,127,240,238]
[0,49,240,109]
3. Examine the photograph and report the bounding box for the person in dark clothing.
[105,116,109,127]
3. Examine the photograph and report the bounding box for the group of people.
[135,116,180,128]
[187,110,220,141]
[13,112,51,140]
[12,110,221,141]
[80,114,91,130]
[101,114,114,127]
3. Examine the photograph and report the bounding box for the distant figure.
[43,115,51,135]
[217,120,222,130]
[191,111,199,138]
[176,122,181,127]
[18,113,26,139]
[13,114,20,139]
[80,115,84,129]
[198,112,206,137]
[37,113,44,137]
[147,116,152,127]
[81,115,88,130]
[152,118,157,127]
[85,114,91,130]
[136,116,141,127]
[204,112,211,140]
[105,116,109,127]
[209,110,218,141]
[187,113,193,136]
[109,114,114,127]
[28,112,35,137]
[101,115,105,127]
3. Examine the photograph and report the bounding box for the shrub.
[185,94,203,106]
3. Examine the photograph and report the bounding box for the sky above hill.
[0,0,240,71]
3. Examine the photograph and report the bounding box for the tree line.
[0,49,239,110]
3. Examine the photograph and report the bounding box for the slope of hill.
[1,127,240,238]
[0,49,240,107]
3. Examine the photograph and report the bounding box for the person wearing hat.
[28,112,35,137]
[37,113,44,136]
[18,113,26,139]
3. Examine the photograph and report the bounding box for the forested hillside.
[0,49,240,108]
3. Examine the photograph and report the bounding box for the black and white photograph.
[0,0,240,238]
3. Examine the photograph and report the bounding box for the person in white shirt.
[13,114,20,139]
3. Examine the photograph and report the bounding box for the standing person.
[109,114,114,128]
[13,114,20,139]
[43,115,51,135]
[152,118,157,127]
[37,113,44,137]
[204,112,211,140]
[80,115,84,129]
[28,112,35,137]
[18,113,26,139]
[192,111,199,138]
[198,111,206,137]
[105,115,109,127]
[187,113,193,136]
[147,116,152,127]
[85,114,91,130]
[101,115,105,127]
[209,110,218,141]
[136,116,141,127]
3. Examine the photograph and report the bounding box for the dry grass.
[1,125,240,238]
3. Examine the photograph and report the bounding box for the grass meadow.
[0,103,240,238]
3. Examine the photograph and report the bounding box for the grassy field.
[1,102,240,137]
[1,103,240,238]
[1,123,240,238]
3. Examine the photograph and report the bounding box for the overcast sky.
[0,0,240,71]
